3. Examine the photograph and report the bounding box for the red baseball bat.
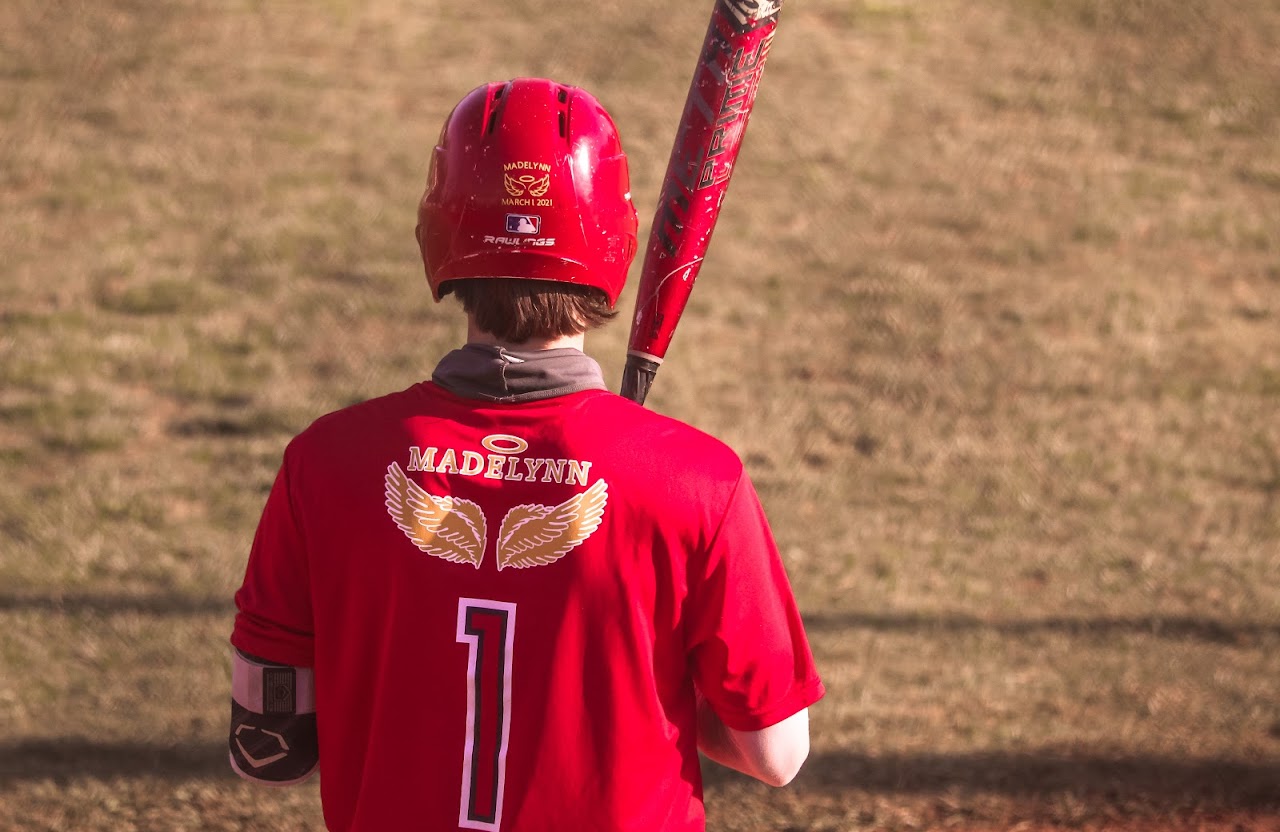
[620,0,783,405]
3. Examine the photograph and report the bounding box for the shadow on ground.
[801,611,1280,646]
[2,739,1277,813]
[0,592,229,616]
[2,593,1276,647]
[0,739,229,786]
[707,749,1280,810]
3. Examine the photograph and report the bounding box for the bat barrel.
[622,0,783,405]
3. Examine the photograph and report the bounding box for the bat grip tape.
[621,354,661,405]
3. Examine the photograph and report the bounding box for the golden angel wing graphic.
[527,174,551,197]
[504,173,525,197]
[384,462,487,568]
[496,479,608,570]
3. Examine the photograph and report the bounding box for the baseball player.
[229,78,824,831]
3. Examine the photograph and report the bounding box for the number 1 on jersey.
[456,599,517,831]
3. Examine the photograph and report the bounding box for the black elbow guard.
[229,649,319,785]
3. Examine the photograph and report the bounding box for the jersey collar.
[431,344,608,403]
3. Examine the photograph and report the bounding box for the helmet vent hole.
[486,111,499,135]
[557,88,568,103]
[558,112,566,137]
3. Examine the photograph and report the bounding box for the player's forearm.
[696,695,810,787]
[695,694,750,772]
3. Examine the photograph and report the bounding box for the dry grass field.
[2,0,1278,829]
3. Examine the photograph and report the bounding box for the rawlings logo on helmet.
[484,235,556,247]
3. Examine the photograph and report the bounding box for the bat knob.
[620,355,661,405]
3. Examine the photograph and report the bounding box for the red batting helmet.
[417,78,639,306]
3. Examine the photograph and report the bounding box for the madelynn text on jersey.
[405,443,594,486]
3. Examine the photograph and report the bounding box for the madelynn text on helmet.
[416,78,640,308]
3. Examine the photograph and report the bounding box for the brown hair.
[448,278,617,343]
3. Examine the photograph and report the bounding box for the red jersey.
[232,377,823,831]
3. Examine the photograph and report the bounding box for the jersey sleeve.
[686,470,825,732]
[231,445,316,668]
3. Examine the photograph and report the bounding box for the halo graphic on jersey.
[385,462,487,568]
[503,173,551,198]
[481,434,529,455]
[496,479,608,571]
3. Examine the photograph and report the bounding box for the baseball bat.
[620,0,784,405]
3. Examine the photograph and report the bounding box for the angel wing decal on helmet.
[384,462,488,568]
[526,174,551,197]
[496,479,608,570]
[503,173,525,197]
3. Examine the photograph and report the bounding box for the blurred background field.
[1,0,1278,829]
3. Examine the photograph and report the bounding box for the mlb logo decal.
[487,214,553,247]
[505,214,540,235]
